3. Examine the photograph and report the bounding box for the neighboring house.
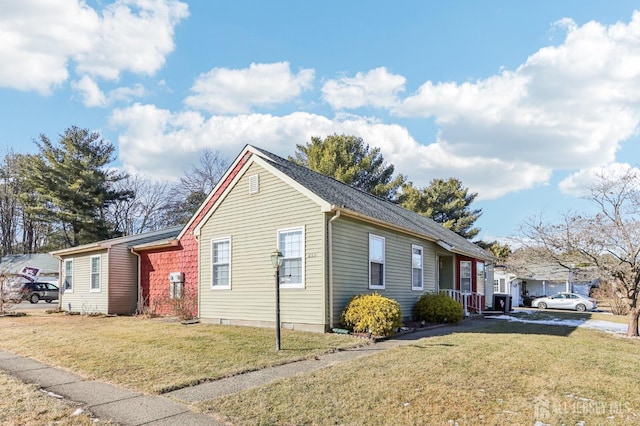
[193,145,494,332]
[0,253,59,285]
[49,144,494,330]
[495,264,599,307]
[51,227,181,314]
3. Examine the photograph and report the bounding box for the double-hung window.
[460,260,472,293]
[63,259,73,292]
[212,237,231,289]
[476,261,485,293]
[411,245,423,290]
[369,234,385,289]
[90,255,101,292]
[278,227,304,288]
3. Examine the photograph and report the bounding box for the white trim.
[89,255,101,293]
[277,226,305,289]
[211,237,232,290]
[63,259,74,293]
[411,244,424,291]
[368,234,385,290]
[460,260,472,293]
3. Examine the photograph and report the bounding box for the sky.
[2,0,640,243]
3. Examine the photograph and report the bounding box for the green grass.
[512,307,629,324]
[0,313,364,394]
[198,321,640,425]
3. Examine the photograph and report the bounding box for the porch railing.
[440,289,484,315]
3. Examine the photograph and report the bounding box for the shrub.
[341,293,402,336]
[414,293,463,324]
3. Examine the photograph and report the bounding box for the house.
[51,227,182,314]
[50,144,494,330]
[192,145,494,332]
[0,253,60,291]
[494,263,599,307]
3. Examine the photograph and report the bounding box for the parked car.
[6,282,59,304]
[531,292,597,312]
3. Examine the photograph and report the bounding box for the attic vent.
[249,174,260,194]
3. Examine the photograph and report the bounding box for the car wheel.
[29,294,39,304]
[538,302,547,309]
[576,304,587,312]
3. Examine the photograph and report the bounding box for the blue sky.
[2,1,640,244]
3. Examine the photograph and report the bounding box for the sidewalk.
[0,318,490,425]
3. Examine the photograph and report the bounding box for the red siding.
[137,153,249,316]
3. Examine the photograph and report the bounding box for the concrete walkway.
[0,318,491,425]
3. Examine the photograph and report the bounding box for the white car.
[531,292,597,312]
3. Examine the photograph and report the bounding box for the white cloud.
[0,0,188,94]
[321,67,406,109]
[381,11,640,194]
[184,62,315,114]
[559,163,640,196]
[75,0,189,80]
[72,76,107,107]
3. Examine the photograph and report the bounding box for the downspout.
[53,254,63,311]
[328,210,341,329]
[130,249,142,314]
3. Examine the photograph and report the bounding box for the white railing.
[440,289,484,315]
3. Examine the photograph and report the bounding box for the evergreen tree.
[22,126,131,248]
[399,178,482,240]
[292,134,405,200]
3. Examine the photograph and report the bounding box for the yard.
[0,310,638,425]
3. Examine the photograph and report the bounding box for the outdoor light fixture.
[271,249,284,350]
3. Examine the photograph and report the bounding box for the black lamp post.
[270,249,284,350]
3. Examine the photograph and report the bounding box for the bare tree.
[108,174,171,235]
[163,149,229,225]
[521,167,640,336]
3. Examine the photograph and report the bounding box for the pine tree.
[292,134,405,200]
[399,178,482,240]
[22,126,131,248]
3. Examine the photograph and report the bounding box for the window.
[90,255,101,292]
[212,237,231,289]
[278,227,304,287]
[63,259,73,292]
[411,245,423,290]
[369,234,385,289]
[476,261,485,293]
[460,260,471,293]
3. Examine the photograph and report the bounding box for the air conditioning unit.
[169,272,184,283]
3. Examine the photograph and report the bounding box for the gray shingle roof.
[251,146,492,261]
[0,253,59,275]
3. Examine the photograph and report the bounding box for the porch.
[441,289,485,315]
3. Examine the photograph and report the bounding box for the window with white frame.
[412,245,423,290]
[493,279,500,293]
[369,234,385,289]
[278,228,304,288]
[211,237,231,289]
[278,227,304,287]
[90,255,101,292]
[63,259,73,292]
[476,261,485,293]
[460,260,472,293]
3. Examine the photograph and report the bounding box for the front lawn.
[199,321,640,425]
[0,313,363,394]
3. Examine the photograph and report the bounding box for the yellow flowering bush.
[341,292,402,336]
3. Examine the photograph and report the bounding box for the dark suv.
[8,282,59,304]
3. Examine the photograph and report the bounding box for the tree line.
[1,127,506,257]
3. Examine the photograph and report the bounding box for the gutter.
[130,249,142,314]
[328,210,341,329]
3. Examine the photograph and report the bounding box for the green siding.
[198,163,326,328]
[331,216,441,322]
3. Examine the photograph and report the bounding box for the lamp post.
[270,249,284,350]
